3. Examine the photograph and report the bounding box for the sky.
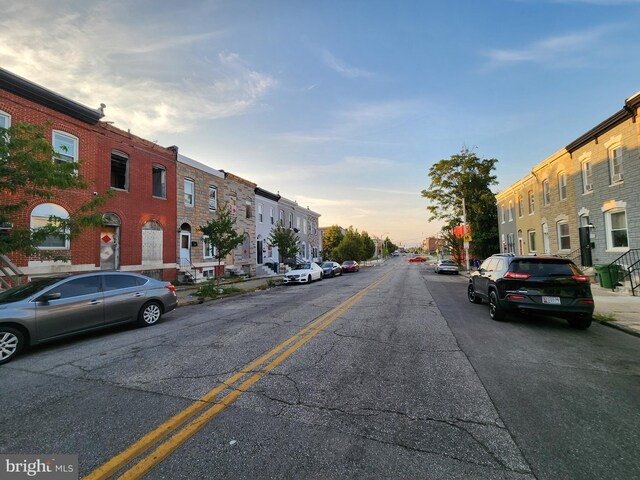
[1,0,639,247]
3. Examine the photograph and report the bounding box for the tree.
[0,122,110,261]
[268,223,299,264]
[322,225,344,259]
[199,203,247,283]
[421,148,499,259]
[360,231,375,260]
[332,226,369,263]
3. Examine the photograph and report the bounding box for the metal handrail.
[0,255,23,289]
[179,257,198,283]
[606,248,640,296]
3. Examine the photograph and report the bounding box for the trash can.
[595,264,620,288]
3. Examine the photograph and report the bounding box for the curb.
[593,317,640,338]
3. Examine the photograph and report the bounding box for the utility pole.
[462,197,470,273]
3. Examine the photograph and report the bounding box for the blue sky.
[1,0,639,246]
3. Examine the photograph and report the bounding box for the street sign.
[463,233,472,242]
[464,241,470,249]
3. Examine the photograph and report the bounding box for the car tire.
[307,274,312,283]
[138,301,163,327]
[468,283,482,304]
[489,291,506,321]
[567,314,592,329]
[0,326,25,365]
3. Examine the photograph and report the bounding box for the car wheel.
[467,284,482,304]
[567,314,592,329]
[138,301,162,327]
[307,274,312,283]
[0,326,25,365]
[489,291,506,321]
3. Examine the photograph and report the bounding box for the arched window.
[31,203,69,249]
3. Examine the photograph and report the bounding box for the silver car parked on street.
[0,272,178,364]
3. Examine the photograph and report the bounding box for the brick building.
[0,68,178,282]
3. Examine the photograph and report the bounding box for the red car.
[341,260,360,272]
[408,256,427,262]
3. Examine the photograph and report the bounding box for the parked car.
[467,254,594,328]
[341,260,360,272]
[435,259,459,274]
[283,262,324,284]
[321,262,342,278]
[408,256,427,263]
[0,272,178,365]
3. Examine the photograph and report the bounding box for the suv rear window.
[511,259,578,276]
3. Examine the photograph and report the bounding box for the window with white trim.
[542,180,550,206]
[208,186,217,211]
[296,216,301,231]
[258,203,263,223]
[0,110,10,129]
[558,172,567,201]
[501,204,506,223]
[605,209,629,250]
[31,203,69,249]
[288,212,293,228]
[508,201,514,222]
[279,210,284,226]
[528,190,535,214]
[581,160,593,193]
[52,131,78,165]
[184,179,195,207]
[528,230,537,253]
[517,195,524,218]
[303,219,308,234]
[609,146,623,184]
[557,221,570,250]
[202,235,218,259]
[270,207,275,225]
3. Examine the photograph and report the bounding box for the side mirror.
[38,292,62,302]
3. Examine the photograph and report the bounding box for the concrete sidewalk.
[591,283,640,337]
[175,275,279,306]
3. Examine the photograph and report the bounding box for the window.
[508,201,514,221]
[52,131,78,165]
[558,172,567,201]
[609,146,623,183]
[0,110,10,129]
[542,180,550,206]
[518,196,524,218]
[557,221,570,250]
[528,230,537,253]
[507,233,515,253]
[203,236,217,258]
[296,216,301,231]
[528,190,535,214]
[279,210,284,226]
[48,276,101,299]
[258,203,263,223]
[288,213,293,228]
[581,160,593,193]
[501,204,506,223]
[184,179,195,207]
[605,209,629,250]
[245,202,252,219]
[270,207,275,225]
[208,187,217,211]
[303,219,308,234]
[30,203,70,249]
[104,274,142,291]
[152,165,166,198]
[110,151,129,190]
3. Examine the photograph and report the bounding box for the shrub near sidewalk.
[196,282,243,302]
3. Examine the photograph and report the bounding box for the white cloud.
[321,49,377,79]
[0,3,276,137]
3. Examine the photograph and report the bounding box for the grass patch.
[196,282,243,301]
[594,312,617,322]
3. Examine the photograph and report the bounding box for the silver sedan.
[435,259,460,275]
[0,272,177,364]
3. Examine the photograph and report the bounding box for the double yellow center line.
[85,271,391,479]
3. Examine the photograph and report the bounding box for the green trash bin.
[595,264,620,288]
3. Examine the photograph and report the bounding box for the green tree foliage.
[321,225,343,259]
[332,227,374,263]
[421,148,499,259]
[0,122,111,260]
[199,203,247,283]
[268,223,299,263]
[361,231,375,260]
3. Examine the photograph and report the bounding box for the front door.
[542,223,550,254]
[100,226,119,270]
[257,240,263,264]
[180,232,191,266]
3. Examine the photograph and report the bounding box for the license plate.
[542,296,561,305]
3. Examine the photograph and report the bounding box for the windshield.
[293,263,311,270]
[441,260,456,265]
[0,278,62,304]
[511,260,579,276]
[321,263,333,268]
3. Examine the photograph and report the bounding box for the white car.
[283,262,324,284]
[435,259,459,275]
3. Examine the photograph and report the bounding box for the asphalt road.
[1,258,638,479]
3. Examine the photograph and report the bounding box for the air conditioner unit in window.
[0,222,13,230]
[585,183,593,192]
[612,173,623,183]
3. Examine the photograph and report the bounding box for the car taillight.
[504,272,531,280]
[579,299,594,304]
[572,275,590,283]
[507,294,526,300]
[165,284,176,294]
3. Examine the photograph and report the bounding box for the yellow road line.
[85,271,391,480]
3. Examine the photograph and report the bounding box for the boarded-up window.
[142,221,163,267]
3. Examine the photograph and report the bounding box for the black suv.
[467,254,594,328]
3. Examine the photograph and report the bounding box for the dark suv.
[467,254,594,328]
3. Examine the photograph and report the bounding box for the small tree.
[268,224,299,265]
[322,225,344,259]
[332,227,367,263]
[0,122,110,261]
[199,203,247,284]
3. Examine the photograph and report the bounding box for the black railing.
[607,248,640,296]
[179,257,198,284]
[558,248,584,269]
[0,255,23,289]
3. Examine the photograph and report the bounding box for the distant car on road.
[321,262,342,278]
[435,259,459,274]
[467,254,594,328]
[0,272,178,365]
[408,256,427,263]
[341,260,360,272]
[283,262,324,284]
